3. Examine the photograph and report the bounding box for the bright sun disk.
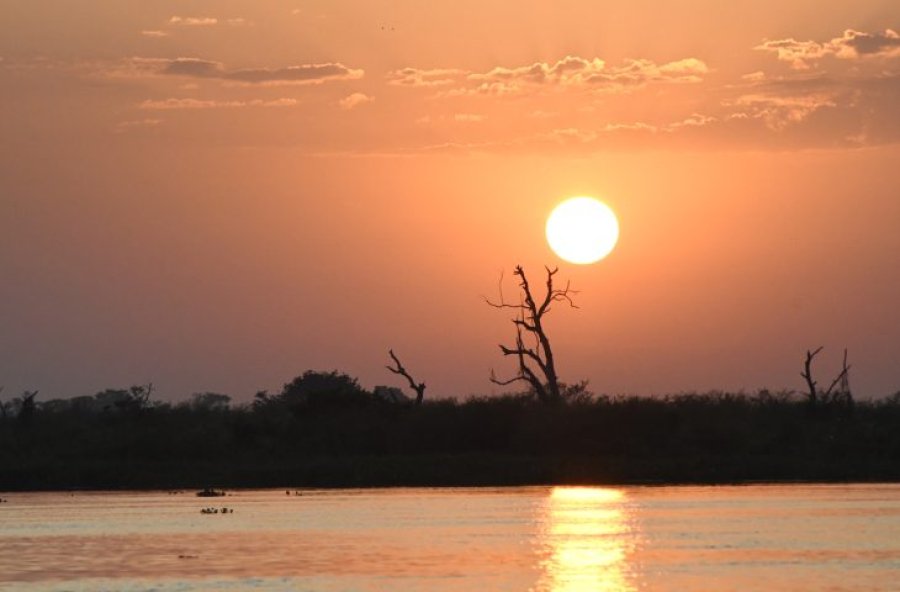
[546,197,619,264]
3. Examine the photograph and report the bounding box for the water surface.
[1,484,898,591]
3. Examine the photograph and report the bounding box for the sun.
[546,197,619,264]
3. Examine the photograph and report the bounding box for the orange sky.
[1,1,898,401]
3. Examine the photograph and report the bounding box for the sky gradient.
[1,1,899,401]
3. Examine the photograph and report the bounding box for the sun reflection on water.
[535,487,637,592]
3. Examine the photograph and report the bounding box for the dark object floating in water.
[178,554,198,559]
[196,488,226,497]
[200,507,233,514]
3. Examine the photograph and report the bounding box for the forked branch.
[801,346,824,406]
[488,265,577,403]
[801,347,853,410]
[387,349,426,405]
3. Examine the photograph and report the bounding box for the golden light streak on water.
[535,487,637,592]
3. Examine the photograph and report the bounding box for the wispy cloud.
[338,92,374,109]
[224,64,362,85]
[138,98,298,110]
[95,57,363,85]
[115,118,163,133]
[387,68,467,87]
[756,29,900,69]
[169,16,218,27]
[727,92,838,130]
[438,56,708,97]
[140,30,168,38]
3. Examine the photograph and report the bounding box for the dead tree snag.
[801,346,853,411]
[487,265,577,404]
[386,349,426,405]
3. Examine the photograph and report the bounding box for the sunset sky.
[1,1,898,401]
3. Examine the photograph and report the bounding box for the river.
[1,484,898,591]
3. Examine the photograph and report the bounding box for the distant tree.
[38,398,73,414]
[560,380,594,404]
[94,389,132,412]
[487,266,577,404]
[93,383,154,413]
[17,390,38,427]
[386,350,426,405]
[280,370,370,414]
[252,390,274,411]
[801,347,853,412]
[189,392,232,411]
[68,395,98,413]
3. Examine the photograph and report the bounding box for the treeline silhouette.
[2,371,899,490]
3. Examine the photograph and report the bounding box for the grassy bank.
[2,387,899,490]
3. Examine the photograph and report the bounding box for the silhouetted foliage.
[1,369,899,490]
[280,370,371,416]
[187,392,232,411]
[16,391,38,428]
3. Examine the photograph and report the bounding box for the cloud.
[387,68,467,87]
[414,113,485,124]
[339,92,374,109]
[224,63,362,85]
[95,57,363,85]
[94,57,173,79]
[437,81,522,98]
[754,39,830,70]
[169,16,218,26]
[115,118,163,133]
[162,58,223,78]
[140,30,168,38]
[442,55,708,96]
[756,29,900,69]
[412,71,900,155]
[728,92,838,131]
[138,98,298,110]
[835,29,900,57]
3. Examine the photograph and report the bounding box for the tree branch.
[386,349,426,404]
[801,346,823,405]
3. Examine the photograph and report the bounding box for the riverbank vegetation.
[2,372,899,490]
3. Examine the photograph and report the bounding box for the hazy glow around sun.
[546,197,619,264]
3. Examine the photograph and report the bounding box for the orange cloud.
[756,29,900,69]
[115,118,163,133]
[138,98,298,109]
[728,92,838,130]
[96,57,364,85]
[339,93,374,109]
[387,68,466,87]
[169,16,218,26]
[444,56,708,96]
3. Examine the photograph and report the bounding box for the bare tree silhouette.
[18,390,38,427]
[386,350,426,405]
[487,265,577,404]
[801,347,852,410]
